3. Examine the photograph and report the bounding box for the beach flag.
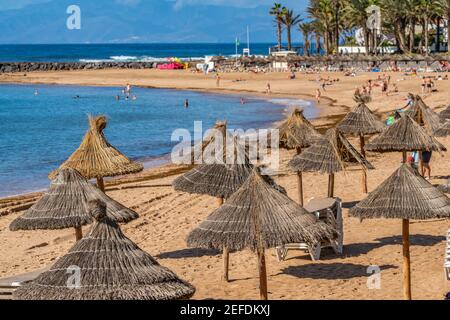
[236,38,240,47]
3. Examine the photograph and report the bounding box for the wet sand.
[0,68,449,300]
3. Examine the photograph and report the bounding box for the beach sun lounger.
[276,197,343,261]
[445,229,450,281]
[0,267,48,300]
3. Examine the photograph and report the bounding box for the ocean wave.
[110,55,139,61]
[268,98,313,108]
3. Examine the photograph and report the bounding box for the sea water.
[0,84,316,197]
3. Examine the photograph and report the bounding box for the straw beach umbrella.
[440,105,450,120]
[365,114,446,162]
[337,94,386,193]
[406,95,448,137]
[278,108,321,205]
[289,128,374,198]
[49,115,143,191]
[350,164,450,300]
[187,168,334,300]
[434,120,450,137]
[10,168,138,241]
[14,199,195,300]
[173,121,253,282]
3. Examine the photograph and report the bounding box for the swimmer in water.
[240,98,246,105]
[184,99,189,108]
[34,90,39,95]
[115,95,120,100]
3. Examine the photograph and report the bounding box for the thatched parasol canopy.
[173,121,256,199]
[365,114,446,153]
[289,128,374,174]
[14,199,195,300]
[350,164,450,220]
[349,163,450,300]
[49,116,143,181]
[337,94,386,136]
[406,95,447,136]
[187,168,335,252]
[278,108,321,150]
[440,105,450,120]
[173,163,253,199]
[10,168,138,231]
[434,120,450,137]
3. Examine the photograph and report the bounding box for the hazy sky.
[0,0,309,43]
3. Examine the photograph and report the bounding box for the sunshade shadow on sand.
[280,263,397,280]
[156,248,221,259]
[285,234,446,261]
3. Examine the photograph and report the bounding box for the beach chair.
[0,267,48,300]
[445,229,450,281]
[276,198,343,261]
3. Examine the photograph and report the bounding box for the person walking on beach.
[216,74,221,87]
[266,83,271,94]
[421,151,433,180]
[382,80,389,96]
[315,88,321,103]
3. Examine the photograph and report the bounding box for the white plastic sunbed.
[276,197,343,261]
[0,267,49,300]
[445,229,450,281]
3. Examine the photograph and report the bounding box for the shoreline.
[0,68,441,203]
[0,80,322,205]
[1,68,449,300]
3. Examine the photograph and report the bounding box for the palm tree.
[381,0,410,53]
[308,0,334,54]
[270,3,285,50]
[331,0,344,54]
[416,0,442,55]
[438,0,450,53]
[344,0,372,54]
[281,8,303,50]
[299,22,314,56]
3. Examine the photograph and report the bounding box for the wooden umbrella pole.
[328,173,335,198]
[402,151,407,164]
[217,197,230,282]
[96,177,105,192]
[418,152,424,176]
[402,219,412,300]
[297,171,304,206]
[222,247,230,282]
[256,246,268,300]
[296,147,303,206]
[359,134,366,158]
[74,226,83,241]
[360,135,368,194]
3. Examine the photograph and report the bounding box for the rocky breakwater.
[0,61,157,73]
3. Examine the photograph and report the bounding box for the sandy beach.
[0,69,449,300]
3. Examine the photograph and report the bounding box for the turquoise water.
[0,84,316,197]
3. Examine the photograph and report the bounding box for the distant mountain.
[0,0,308,44]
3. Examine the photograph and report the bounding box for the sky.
[0,0,309,43]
